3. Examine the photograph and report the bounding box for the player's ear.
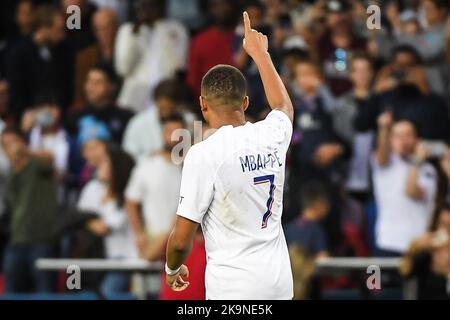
[242,96,249,112]
[199,96,207,112]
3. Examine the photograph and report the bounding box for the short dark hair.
[153,79,183,102]
[295,59,323,76]
[32,5,61,33]
[391,45,423,65]
[350,52,374,69]
[161,112,186,127]
[283,48,310,61]
[201,65,247,109]
[1,126,27,143]
[90,63,119,85]
[299,181,329,209]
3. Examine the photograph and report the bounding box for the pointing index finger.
[243,11,251,35]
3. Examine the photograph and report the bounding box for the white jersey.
[176,110,294,300]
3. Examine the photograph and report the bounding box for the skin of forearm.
[126,201,145,235]
[375,127,391,166]
[253,52,294,121]
[166,230,193,270]
[406,166,424,200]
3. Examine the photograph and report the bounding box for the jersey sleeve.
[176,145,215,224]
[259,110,293,151]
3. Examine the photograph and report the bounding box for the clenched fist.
[243,11,269,60]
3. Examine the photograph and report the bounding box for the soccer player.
[165,12,294,300]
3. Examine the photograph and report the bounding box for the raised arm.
[374,111,393,166]
[242,12,294,123]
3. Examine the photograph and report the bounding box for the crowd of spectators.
[0,0,449,300]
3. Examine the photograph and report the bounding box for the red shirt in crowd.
[187,26,235,96]
[159,237,206,300]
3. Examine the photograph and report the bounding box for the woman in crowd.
[77,142,137,297]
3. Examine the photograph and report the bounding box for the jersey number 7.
[254,175,276,229]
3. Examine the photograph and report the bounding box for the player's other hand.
[166,264,190,292]
[243,11,268,60]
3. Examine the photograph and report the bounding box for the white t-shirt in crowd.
[125,154,182,238]
[29,127,69,175]
[176,110,294,300]
[122,106,196,162]
[372,154,437,253]
[122,107,163,162]
[78,179,137,259]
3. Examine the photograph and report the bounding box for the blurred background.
[0,0,449,300]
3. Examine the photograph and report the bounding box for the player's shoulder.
[254,110,293,146]
[185,128,230,163]
[256,110,292,127]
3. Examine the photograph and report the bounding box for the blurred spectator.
[88,0,132,22]
[68,64,133,145]
[0,0,34,75]
[318,0,367,96]
[382,0,449,95]
[79,138,109,186]
[167,0,207,32]
[356,46,450,143]
[73,8,120,107]
[234,1,273,121]
[1,127,58,293]
[400,206,450,299]
[122,79,195,162]
[61,0,97,53]
[333,53,375,199]
[286,59,349,250]
[77,143,137,296]
[285,181,330,259]
[21,101,69,181]
[187,0,238,95]
[126,113,184,261]
[115,0,189,112]
[4,5,70,119]
[374,45,424,93]
[373,115,437,256]
[280,48,310,82]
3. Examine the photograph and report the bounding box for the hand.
[21,110,36,132]
[377,111,393,129]
[87,219,109,236]
[243,11,269,61]
[414,142,429,162]
[314,144,343,167]
[166,264,190,292]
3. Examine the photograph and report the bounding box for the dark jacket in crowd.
[354,84,450,142]
[290,93,351,182]
[4,37,74,118]
[4,157,58,245]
